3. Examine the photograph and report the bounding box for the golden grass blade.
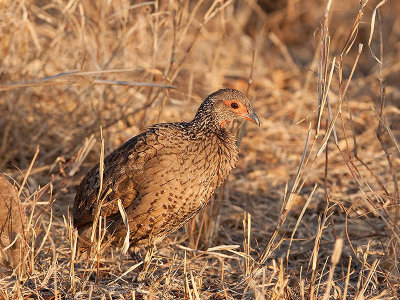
[108,261,143,286]
[117,198,130,255]
[17,145,39,198]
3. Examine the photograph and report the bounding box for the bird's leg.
[127,246,148,283]
[128,246,141,262]
[136,244,156,282]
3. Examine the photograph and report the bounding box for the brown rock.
[0,174,27,275]
[73,89,260,251]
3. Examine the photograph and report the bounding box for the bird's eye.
[230,102,239,109]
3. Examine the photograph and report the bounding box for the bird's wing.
[73,131,154,229]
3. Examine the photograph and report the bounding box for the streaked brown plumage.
[73,89,260,251]
[0,173,26,275]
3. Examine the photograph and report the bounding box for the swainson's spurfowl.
[73,89,260,251]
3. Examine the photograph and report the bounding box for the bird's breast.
[111,128,239,246]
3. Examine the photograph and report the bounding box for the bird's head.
[197,89,260,128]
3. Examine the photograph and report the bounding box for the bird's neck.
[189,111,224,134]
[188,114,237,149]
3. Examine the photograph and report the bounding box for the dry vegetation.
[0,0,399,299]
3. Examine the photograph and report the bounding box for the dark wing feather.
[73,131,152,229]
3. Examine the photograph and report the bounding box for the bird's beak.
[242,109,260,127]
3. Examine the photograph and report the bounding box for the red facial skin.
[221,100,254,127]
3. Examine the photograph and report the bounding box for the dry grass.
[0,0,399,299]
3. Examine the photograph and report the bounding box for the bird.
[0,173,27,275]
[73,88,260,253]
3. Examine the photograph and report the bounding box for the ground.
[0,0,399,299]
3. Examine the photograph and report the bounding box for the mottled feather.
[73,88,259,249]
